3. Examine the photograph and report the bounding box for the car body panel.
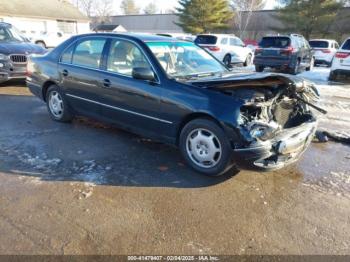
[331,38,350,75]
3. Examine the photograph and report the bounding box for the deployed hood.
[0,41,46,55]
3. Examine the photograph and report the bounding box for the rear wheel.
[255,65,264,72]
[329,70,337,81]
[244,54,252,67]
[223,54,231,67]
[306,57,314,71]
[179,118,233,176]
[289,59,300,75]
[46,85,73,122]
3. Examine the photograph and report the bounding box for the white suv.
[329,38,350,81]
[309,39,339,67]
[194,34,254,67]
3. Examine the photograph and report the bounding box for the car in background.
[32,31,70,48]
[27,33,321,176]
[194,34,254,67]
[254,34,314,74]
[0,22,46,84]
[244,39,259,51]
[329,37,350,81]
[309,39,339,67]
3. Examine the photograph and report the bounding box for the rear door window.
[259,37,290,48]
[309,41,329,48]
[72,38,107,69]
[342,39,350,50]
[194,35,217,45]
[221,38,228,45]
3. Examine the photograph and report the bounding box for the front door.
[98,38,164,136]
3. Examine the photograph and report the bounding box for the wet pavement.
[0,68,349,255]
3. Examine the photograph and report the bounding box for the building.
[93,8,350,41]
[0,0,90,36]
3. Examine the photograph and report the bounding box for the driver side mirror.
[132,67,155,82]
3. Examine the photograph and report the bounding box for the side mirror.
[132,67,155,81]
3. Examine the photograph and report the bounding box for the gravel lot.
[0,67,349,255]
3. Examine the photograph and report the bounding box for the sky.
[111,0,278,14]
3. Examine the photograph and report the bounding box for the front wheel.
[329,70,337,81]
[244,54,252,67]
[223,54,231,67]
[46,85,73,122]
[179,118,233,176]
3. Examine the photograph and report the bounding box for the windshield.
[309,41,329,48]
[146,41,227,79]
[260,37,291,48]
[0,25,27,42]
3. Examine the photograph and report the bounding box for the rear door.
[339,39,350,66]
[257,36,292,64]
[58,37,108,116]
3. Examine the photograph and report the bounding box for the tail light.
[335,52,350,59]
[205,46,220,52]
[255,47,262,55]
[281,46,294,55]
[321,49,331,53]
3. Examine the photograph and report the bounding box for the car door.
[58,36,108,117]
[97,38,163,135]
[230,37,247,62]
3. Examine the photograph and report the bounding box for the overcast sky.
[111,0,278,14]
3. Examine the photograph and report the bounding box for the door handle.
[102,79,111,88]
[62,69,69,77]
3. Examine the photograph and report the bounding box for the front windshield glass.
[146,41,228,79]
[0,25,27,42]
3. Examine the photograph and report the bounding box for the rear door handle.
[62,69,69,77]
[102,79,111,88]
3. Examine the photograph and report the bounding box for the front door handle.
[62,69,69,77]
[103,79,111,88]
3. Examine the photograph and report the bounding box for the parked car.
[27,33,322,176]
[254,34,315,74]
[329,37,350,81]
[0,22,46,84]
[194,34,254,67]
[33,31,70,48]
[309,39,339,67]
[156,33,195,42]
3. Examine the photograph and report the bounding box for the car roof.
[196,34,236,38]
[73,33,185,43]
[0,22,11,27]
[309,39,336,42]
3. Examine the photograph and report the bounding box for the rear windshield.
[342,39,350,50]
[259,37,291,48]
[309,40,329,48]
[195,35,218,45]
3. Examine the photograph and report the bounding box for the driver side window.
[107,39,151,76]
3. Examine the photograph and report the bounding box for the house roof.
[0,0,89,22]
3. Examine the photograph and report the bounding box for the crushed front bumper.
[0,60,27,83]
[233,119,317,171]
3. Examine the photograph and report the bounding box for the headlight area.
[238,104,281,143]
[0,53,9,69]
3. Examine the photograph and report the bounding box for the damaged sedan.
[26,34,325,176]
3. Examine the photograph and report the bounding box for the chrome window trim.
[66,94,172,124]
[58,35,161,84]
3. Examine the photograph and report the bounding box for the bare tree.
[231,0,266,39]
[143,2,158,14]
[120,0,140,15]
[69,0,113,18]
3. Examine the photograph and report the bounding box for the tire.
[289,59,300,75]
[179,118,233,176]
[46,85,73,122]
[306,57,314,71]
[35,41,47,49]
[255,65,264,72]
[244,54,252,67]
[329,71,337,81]
[223,54,231,67]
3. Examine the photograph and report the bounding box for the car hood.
[0,41,46,55]
[190,72,308,92]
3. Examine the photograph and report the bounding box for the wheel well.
[176,113,224,145]
[42,81,56,101]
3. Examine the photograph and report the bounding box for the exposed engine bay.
[193,74,325,144]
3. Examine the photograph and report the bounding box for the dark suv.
[254,34,314,74]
